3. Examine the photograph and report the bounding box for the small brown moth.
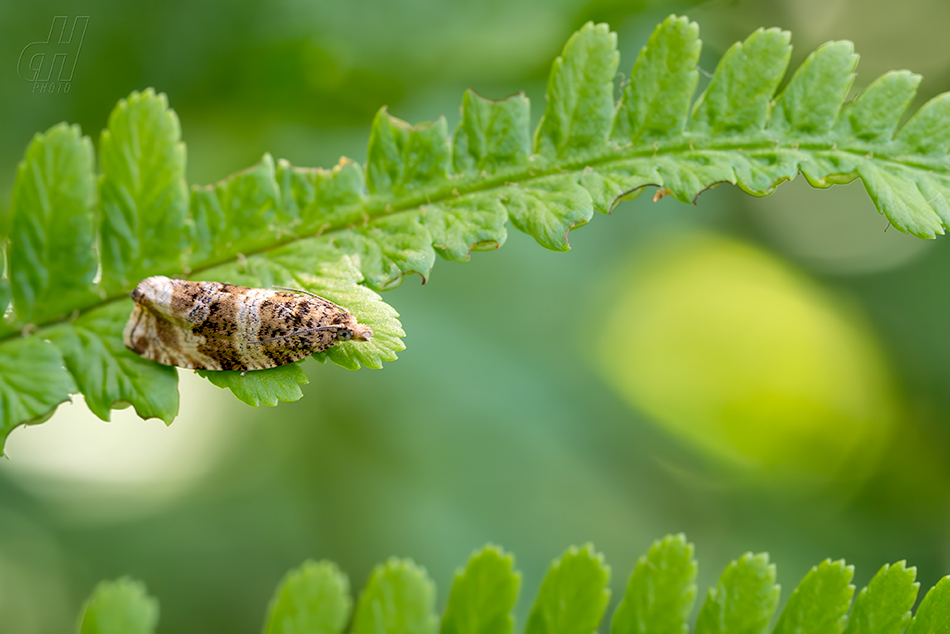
[123,275,372,373]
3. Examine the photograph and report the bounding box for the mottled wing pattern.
[123,276,370,371]
[124,301,211,368]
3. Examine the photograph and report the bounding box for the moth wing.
[236,325,329,370]
[124,285,341,372]
[123,304,223,370]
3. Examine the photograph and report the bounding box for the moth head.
[333,315,373,342]
[130,275,173,305]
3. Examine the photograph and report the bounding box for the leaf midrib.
[2,132,938,344]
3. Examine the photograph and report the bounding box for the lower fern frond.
[78,534,948,634]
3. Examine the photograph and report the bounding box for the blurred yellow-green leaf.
[598,233,899,482]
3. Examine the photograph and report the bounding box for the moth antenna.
[272,285,318,298]
[272,285,346,312]
[248,325,343,344]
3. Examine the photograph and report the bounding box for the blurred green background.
[3,0,950,632]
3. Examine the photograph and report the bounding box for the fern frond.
[5,14,950,448]
[611,534,697,634]
[525,544,611,634]
[75,535,950,634]
[77,577,159,634]
[353,558,437,634]
[262,560,351,634]
[695,552,779,634]
[441,546,520,634]
[843,562,918,634]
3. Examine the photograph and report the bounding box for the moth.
[123,275,373,373]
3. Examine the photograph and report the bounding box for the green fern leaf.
[534,23,619,157]
[78,578,159,634]
[525,544,611,634]
[8,123,97,327]
[331,214,436,287]
[694,552,780,634]
[6,14,950,446]
[0,335,76,440]
[908,576,950,634]
[198,362,309,407]
[773,559,854,634]
[98,89,188,293]
[189,153,288,269]
[352,558,437,634]
[692,28,791,135]
[769,42,857,136]
[421,193,508,262]
[842,562,918,634]
[610,534,697,634]
[441,546,521,634]
[262,560,352,634]
[453,90,530,174]
[612,17,699,143]
[838,71,921,141]
[505,175,593,251]
[895,94,950,155]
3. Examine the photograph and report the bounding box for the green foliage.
[7,123,97,327]
[198,362,309,407]
[842,562,918,634]
[772,560,853,634]
[534,23,619,157]
[610,534,697,634]
[75,536,950,634]
[525,544,611,634]
[694,553,779,634]
[263,560,352,634]
[0,334,77,442]
[4,14,950,448]
[441,546,521,634]
[98,90,189,294]
[78,577,159,634]
[908,576,950,634]
[352,559,437,634]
